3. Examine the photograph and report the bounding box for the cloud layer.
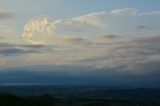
[2,35,160,76]
[1,8,160,77]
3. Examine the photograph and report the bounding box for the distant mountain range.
[0,65,160,88]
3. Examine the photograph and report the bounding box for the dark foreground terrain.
[0,93,160,106]
[0,85,160,106]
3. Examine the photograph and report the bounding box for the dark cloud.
[136,25,150,30]
[0,43,12,47]
[97,34,116,40]
[0,48,37,56]
[0,11,13,20]
[18,44,51,49]
[60,37,93,47]
[0,43,50,56]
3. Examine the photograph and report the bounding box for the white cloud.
[54,11,105,27]
[68,11,105,27]
[109,8,137,16]
[109,8,160,16]
[22,16,55,44]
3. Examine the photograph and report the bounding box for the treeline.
[0,93,160,106]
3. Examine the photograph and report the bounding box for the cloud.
[59,37,92,47]
[22,16,55,44]
[94,36,160,75]
[51,35,160,75]
[109,8,160,16]
[0,48,35,56]
[105,8,160,36]
[0,11,13,20]
[136,25,151,30]
[109,8,137,15]
[54,11,105,27]
[97,34,116,40]
[139,11,160,16]
[20,33,160,76]
[22,8,160,45]
[22,12,105,44]
[2,35,160,76]
[0,43,50,56]
[18,8,160,76]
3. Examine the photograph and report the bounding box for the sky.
[0,0,160,86]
